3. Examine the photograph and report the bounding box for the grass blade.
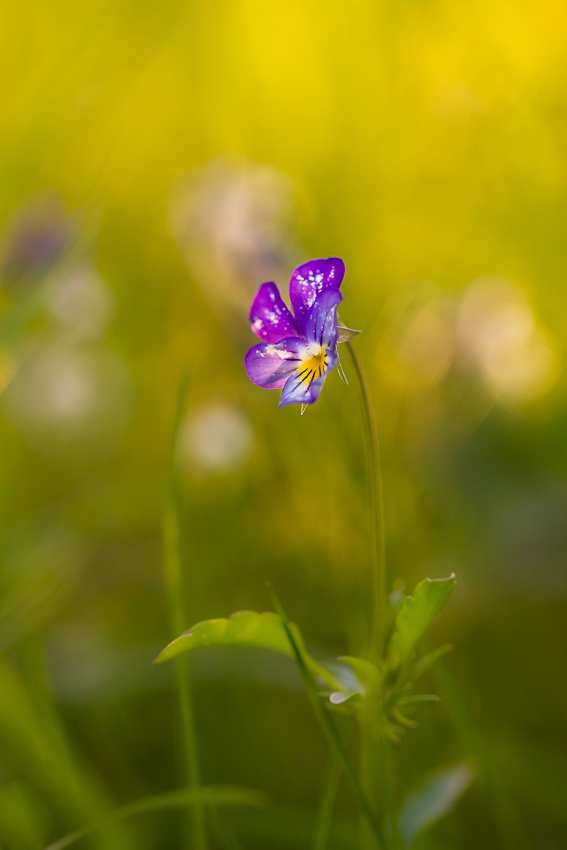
[43,786,267,850]
[164,368,207,850]
[313,754,342,850]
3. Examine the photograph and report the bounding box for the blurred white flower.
[168,156,301,315]
[179,402,254,474]
[1,342,134,460]
[457,276,559,402]
[47,264,114,344]
[398,302,455,385]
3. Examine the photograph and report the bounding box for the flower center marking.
[297,344,327,385]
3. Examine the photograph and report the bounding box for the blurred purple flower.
[245,258,345,408]
[1,193,74,285]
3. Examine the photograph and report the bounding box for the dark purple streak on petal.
[289,258,345,325]
[278,349,338,407]
[245,337,306,389]
[279,372,326,407]
[249,282,300,343]
[302,287,342,350]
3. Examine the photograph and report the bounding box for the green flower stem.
[346,341,391,850]
[164,370,208,850]
[345,341,387,663]
[267,584,386,850]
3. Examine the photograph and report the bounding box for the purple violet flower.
[244,258,345,408]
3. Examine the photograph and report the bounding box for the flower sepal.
[336,321,361,343]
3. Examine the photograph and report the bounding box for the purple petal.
[249,282,300,343]
[289,258,345,325]
[245,337,306,389]
[302,287,342,349]
[278,350,338,407]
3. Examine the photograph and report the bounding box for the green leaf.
[398,763,475,846]
[153,611,340,689]
[388,575,456,670]
[43,786,268,850]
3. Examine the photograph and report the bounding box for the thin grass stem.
[312,753,342,850]
[345,341,386,662]
[267,583,386,850]
[345,341,392,849]
[164,369,208,850]
[43,787,265,850]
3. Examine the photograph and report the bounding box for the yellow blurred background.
[1,1,567,848]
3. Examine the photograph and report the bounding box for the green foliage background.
[1,0,566,847]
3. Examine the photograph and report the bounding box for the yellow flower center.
[298,344,327,384]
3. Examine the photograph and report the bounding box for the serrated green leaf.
[153,611,340,689]
[388,575,456,670]
[398,763,475,846]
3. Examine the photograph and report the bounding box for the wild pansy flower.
[244,258,347,408]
